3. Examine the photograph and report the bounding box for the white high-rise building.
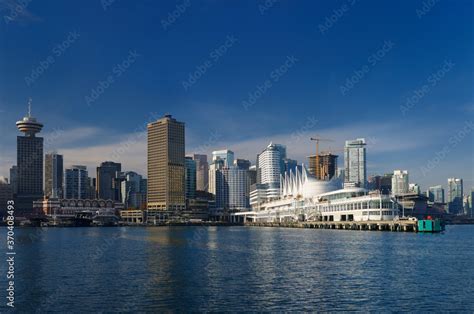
[250,143,287,208]
[344,138,367,188]
[391,170,409,195]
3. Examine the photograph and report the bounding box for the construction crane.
[310,137,334,180]
[310,137,334,156]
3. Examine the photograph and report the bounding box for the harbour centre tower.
[15,101,44,212]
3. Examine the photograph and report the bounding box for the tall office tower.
[235,159,251,170]
[121,171,146,209]
[96,161,122,200]
[192,154,209,192]
[147,115,186,212]
[44,153,63,199]
[368,174,392,194]
[391,170,409,195]
[209,159,225,206]
[257,143,285,185]
[447,178,463,215]
[223,167,250,211]
[185,157,197,200]
[9,166,18,195]
[16,102,44,211]
[250,143,286,208]
[248,165,257,186]
[427,185,444,203]
[344,138,367,188]
[64,165,89,199]
[308,153,338,180]
[212,150,234,167]
[408,183,421,195]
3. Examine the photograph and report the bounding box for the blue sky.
[0,0,472,192]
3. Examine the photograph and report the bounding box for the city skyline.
[0,104,472,194]
[0,1,472,192]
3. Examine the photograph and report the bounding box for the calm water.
[1,225,473,312]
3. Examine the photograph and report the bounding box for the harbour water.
[1,225,473,312]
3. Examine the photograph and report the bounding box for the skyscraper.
[192,154,209,192]
[121,171,147,209]
[250,143,286,208]
[234,159,251,170]
[185,156,197,200]
[0,178,13,217]
[344,138,367,188]
[212,150,234,167]
[147,115,185,213]
[427,185,444,203]
[308,153,338,180]
[96,161,122,201]
[64,165,89,199]
[447,178,463,215]
[16,101,44,211]
[391,170,409,195]
[408,183,421,195]
[45,152,63,199]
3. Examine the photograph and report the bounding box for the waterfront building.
[185,157,197,200]
[120,209,146,224]
[96,161,122,201]
[391,170,409,196]
[344,138,367,188]
[308,153,338,180]
[212,150,234,167]
[409,183,421,195]
[192,154,209,192]
[235,167,398,223]
[9,166,18,195]
[147,115,185,213]
[250,143,286,208]
[427,185,445,203]
[447,178,463,215]
[16,102,44,211]
[64,165,89,199]
[34,198,123,219]
[120,171,147,209]
[45,152,63,199]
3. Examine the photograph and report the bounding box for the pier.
[246,220,419,232]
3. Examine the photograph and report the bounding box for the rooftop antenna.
[27,98,32,117]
